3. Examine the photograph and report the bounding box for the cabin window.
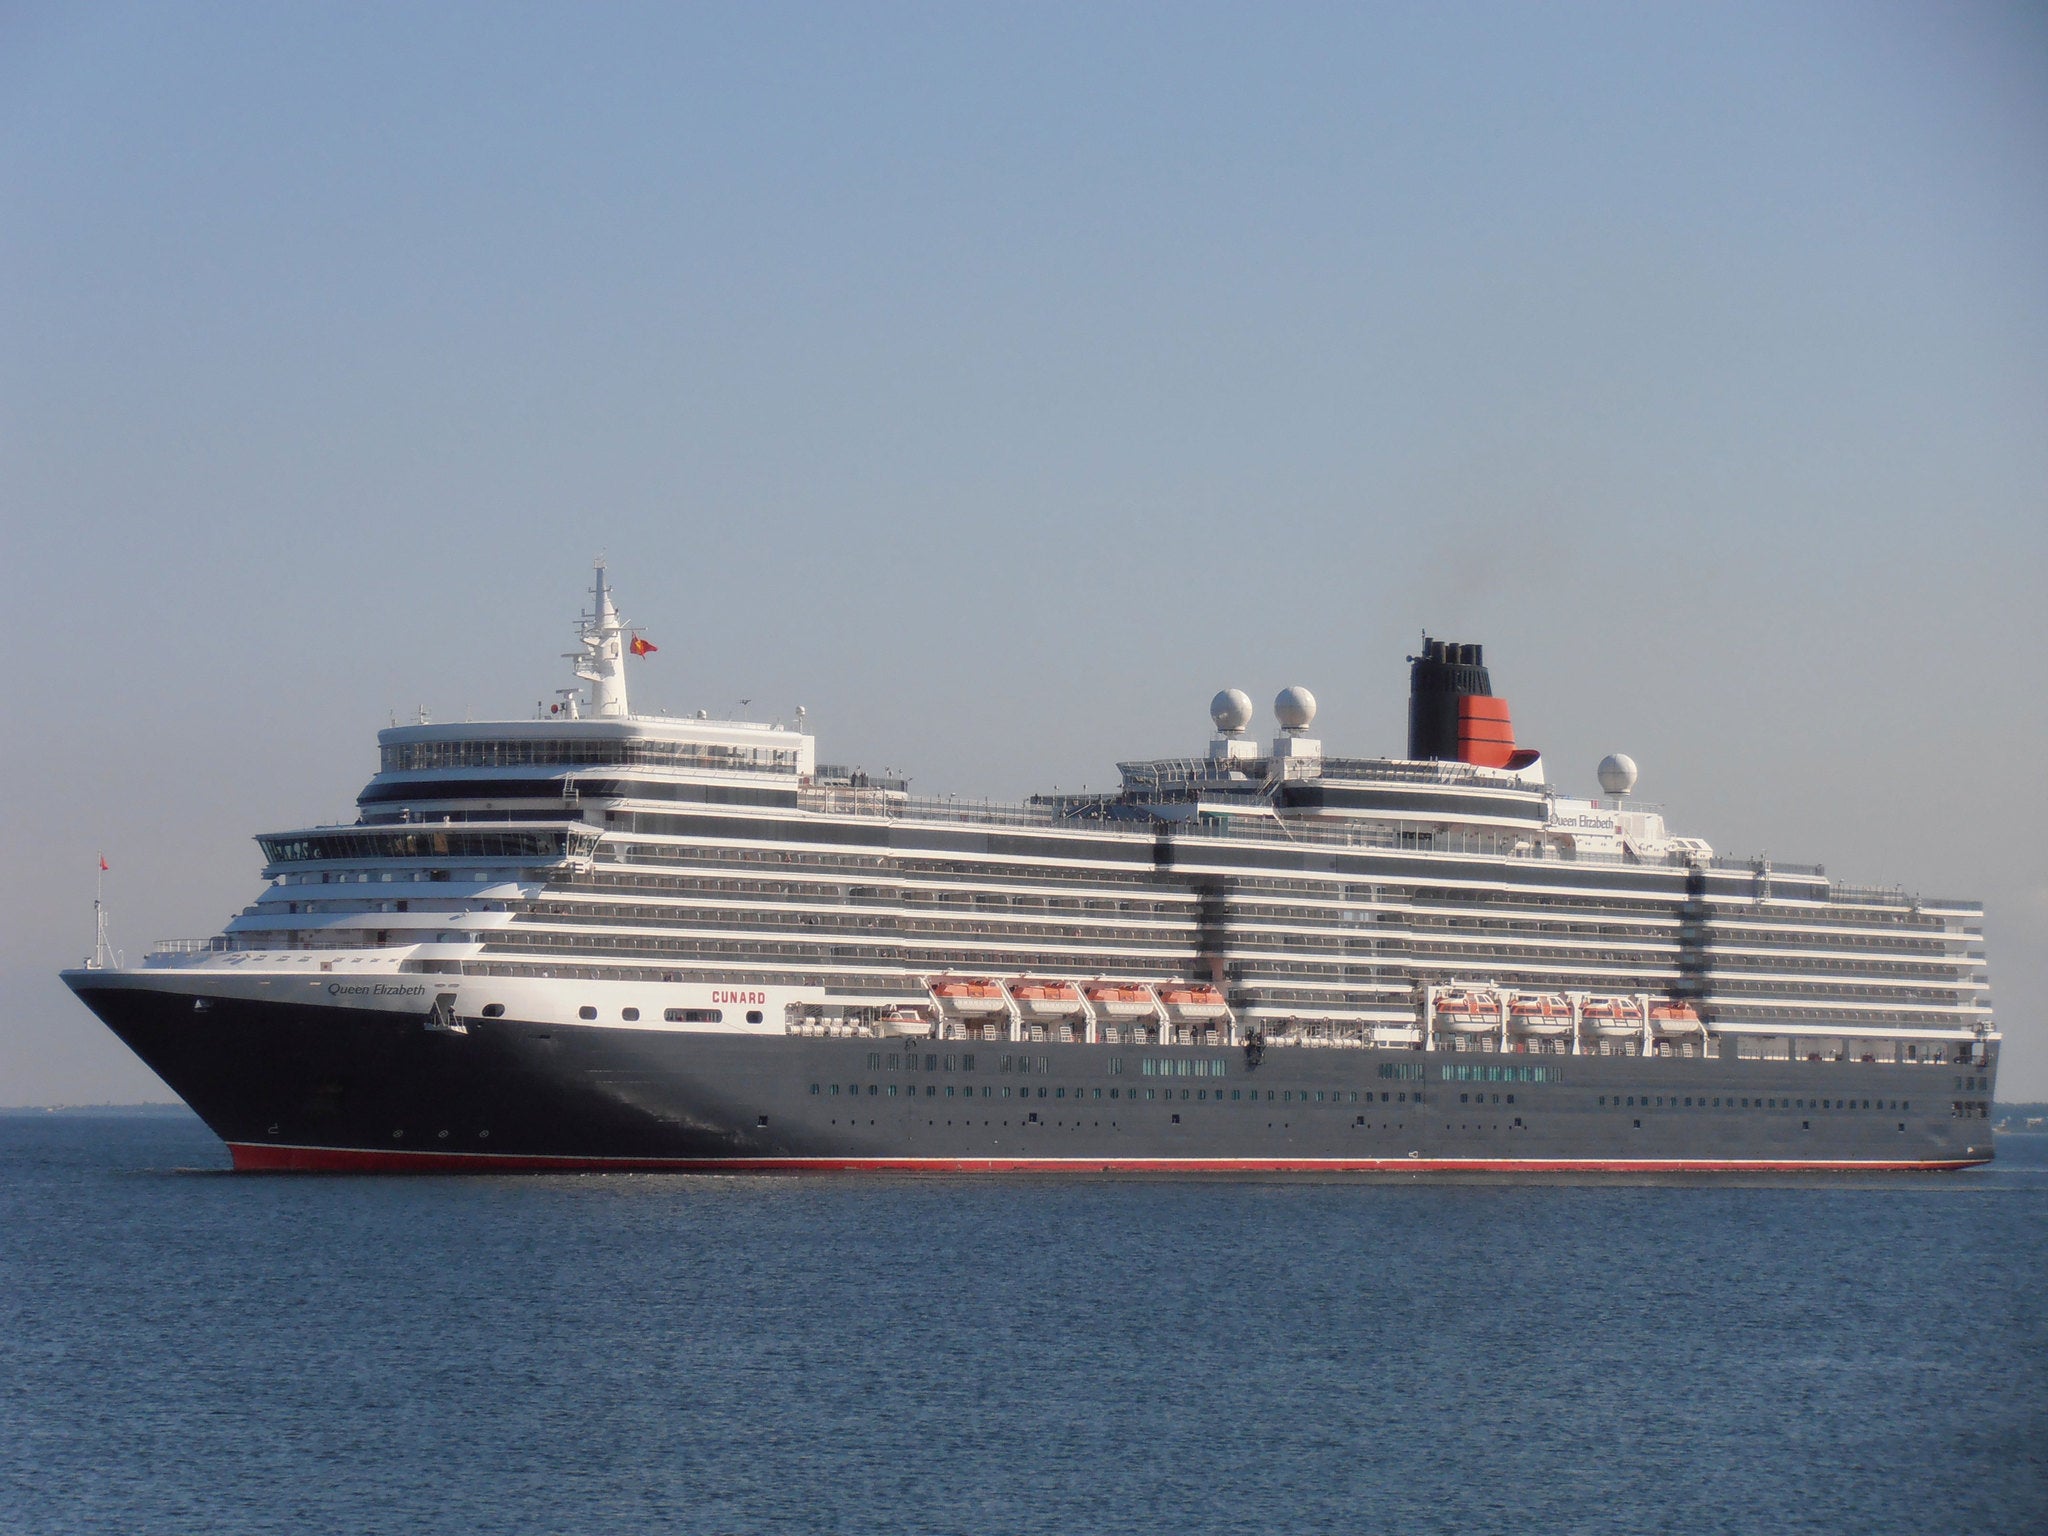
[746,1010,763,1025]
[622,1007,640,1022]
[664,1008,722,1024]
[481,1004,505,1018]
[578,1006,597,1020]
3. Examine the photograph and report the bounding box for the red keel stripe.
[228,1143,1986,1176]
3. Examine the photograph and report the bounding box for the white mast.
[92,857,110,970]
[567,559,631,719]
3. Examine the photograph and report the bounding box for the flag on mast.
[630,633,658,658]
[99,855,109,872]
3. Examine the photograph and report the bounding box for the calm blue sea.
[3,1108,2044,1536]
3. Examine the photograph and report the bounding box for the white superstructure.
[123,563,1994,1070]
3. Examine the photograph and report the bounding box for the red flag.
[99,855,109,872]
[629,634,657,658]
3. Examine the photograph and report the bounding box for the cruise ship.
[64,563,1999,1173]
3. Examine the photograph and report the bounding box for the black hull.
[69,981,1995,1173]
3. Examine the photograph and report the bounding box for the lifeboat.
[926,977,1008,1016]
[1083,982,1159,1019]
[1006,979,1085,1019]
[1649,1001,1702,1037]
[878,1006,935,1037]
[1579,996,1642,1038]
[1431,987,1500,1034]
[1506,992,1573,1037]
[1156,983,1229,1022]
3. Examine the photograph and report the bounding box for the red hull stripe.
[228,1143,1986,1175]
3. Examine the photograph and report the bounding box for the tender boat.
[926,977,1008,1015]
[1649,1001,1703,1038]
[1005,979,1086,1018]
[1432,987,1501,1034]
[1156,983,1229,1022]
[1507,992,1573,1037]
[1082,982,1159,1018]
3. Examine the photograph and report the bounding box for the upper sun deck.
[376,717,815,778]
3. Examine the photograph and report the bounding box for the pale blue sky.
[3,2,2044,1101]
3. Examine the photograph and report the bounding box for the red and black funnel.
[1407,637,1523,769]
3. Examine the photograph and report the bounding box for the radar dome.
[1598,753,1639,797]
[1274,686,1318,732]
[1210,688,1254,734]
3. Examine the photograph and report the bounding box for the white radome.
[1598,753,1639,797]
[1275,686,1317,732]
[1210,688,1254,734]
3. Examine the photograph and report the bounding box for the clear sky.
[3,2,2043,1103]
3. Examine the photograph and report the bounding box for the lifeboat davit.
[1006,979,1085,1019]
[1083,982,1158,1019]
[1579,996,1641,1038]
[1156,983,1229,1022]
[1506,992,1573,1037]
[1649,1001,1702,1037]
[926,977,1008,1016]
[1432,987,1500,1034]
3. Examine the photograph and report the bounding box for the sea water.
[3,1108,2043,1535]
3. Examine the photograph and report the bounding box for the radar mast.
[565,559,631,719]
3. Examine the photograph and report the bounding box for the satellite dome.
[1598,753,1639,797]
[1210,688,1254,734]
[1274,686,1317,732]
